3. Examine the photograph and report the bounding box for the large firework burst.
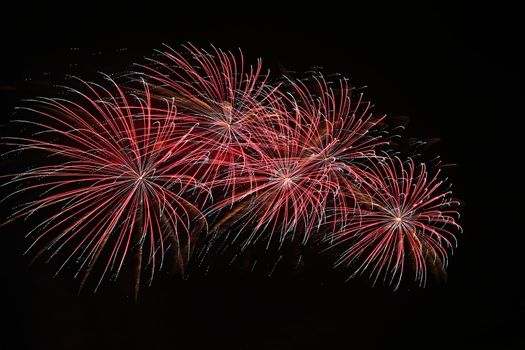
[2,77,207,295]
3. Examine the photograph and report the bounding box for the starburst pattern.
[329,157,461,289]
[137,44,280,196]
[2,77,207,294]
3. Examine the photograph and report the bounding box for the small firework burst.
[329,157,461,289]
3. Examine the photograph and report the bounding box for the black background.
[0,2,522,349]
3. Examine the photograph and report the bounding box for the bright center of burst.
[282,176,293,186]
[219,120,232,129]
[395,216,403,222]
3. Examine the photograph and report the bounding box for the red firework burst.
[137,44,280,197]
[1,76,206,294]
[207,76,386,246]
[330,157,462,289]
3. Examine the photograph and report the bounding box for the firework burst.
[207,76,386,247]
[1,76,207,295]
[137,44,280,197]
[329,157,462,289]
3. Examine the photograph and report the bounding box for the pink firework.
[207,76,386,246]
[2,76,206,294]
[137,44,280,197]
[330,157,462,289]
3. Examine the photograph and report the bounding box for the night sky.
[0,3,522,349]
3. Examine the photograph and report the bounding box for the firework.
[329,157,462,289]
[207,76,386,247]
[137,44,280,198]
[1,76,206,295]
[1,45,462,292]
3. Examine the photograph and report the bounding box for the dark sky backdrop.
[0,3,522,349]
